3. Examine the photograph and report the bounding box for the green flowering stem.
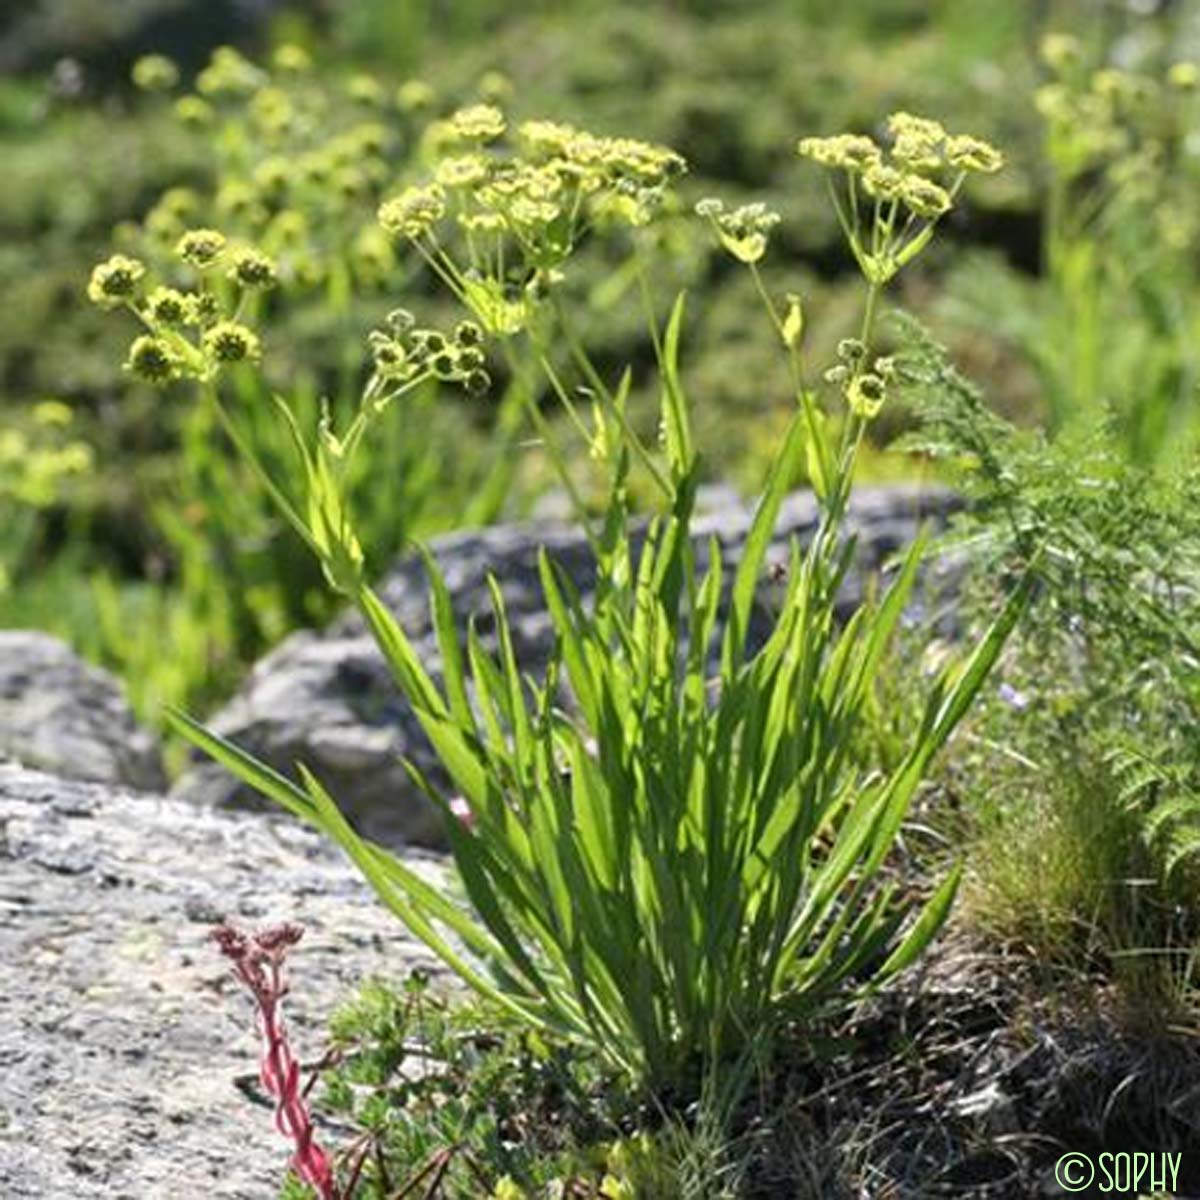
[500,341,600,552]
[203,387,323,565]
[747,261,810,396]
[545,297,674,501]
[859,280,881,353]
[533,349,600,447]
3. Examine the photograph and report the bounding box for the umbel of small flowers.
[128,45,413,299]
[366,309,491,399]
[212,923,340,1200]
[795,111,1003,287]
[87,212,493,595]
[377,108,686,336]
[695,113,1002,455]
[87,228,271,385]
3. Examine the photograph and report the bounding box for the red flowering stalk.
[213,922,339,1199]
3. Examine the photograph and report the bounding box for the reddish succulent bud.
[213,922,339,1198]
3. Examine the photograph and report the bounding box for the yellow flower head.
[887,112,946,171]
[215,179,260,219]
[478,71,513,103]
[519,119,578,158]
[847,372,886,418]
[899,174,952,218]
[797,133,882,173]
[697,199,780,264]
[196,45,262,98]
[176,228,228,268]
[861,164,905,199]
[396,79,434,112]
[1041,33,1082,72]
[1168,61,1200,90]
[272,44,312,74]
[87,255,145,307]
[945,134,1004,174]
[347,73,385,107]
[450,103,506,143]
[435,155,490,189]
[174,95,214,127]
[203,320,261,364]
[379,183,446,239]
[146,286,189,325]
[125,335,179,383]
[228,247,278,289]
[254,155,294,197]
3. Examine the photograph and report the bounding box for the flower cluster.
[1035,34,1198,181]
[377,109,686,334]
[196,46,265,99]
[694,198,780,264]
[127,46,416,300]
[87,232,272,384]
[378,182,446,239]
[797,111,1003,285]
[87,255,146,308]
[697,112,996,431]
[0,402,92,510]
[823,340,896,418]
[799,113,1001,220]
[1033,36,1200,254]
[366,310,491,396]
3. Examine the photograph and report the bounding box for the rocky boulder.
[0,761,445,1199]
[173,485,962,846]
[0,631,164,791]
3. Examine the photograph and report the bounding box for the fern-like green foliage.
[897,313,1200,906]
[1108,742,1200,884]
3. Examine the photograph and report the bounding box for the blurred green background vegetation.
[3,0,1198,735]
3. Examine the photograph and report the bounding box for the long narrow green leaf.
[872,862,963,984]
[420,545,474,731]
[723,412,807,671]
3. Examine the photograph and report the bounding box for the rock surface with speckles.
[0,761,446,1199]
[0,631,164,791]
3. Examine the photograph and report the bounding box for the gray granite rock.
[173,486,961,847]
[0,762,446,1199]
[0,631,164,791]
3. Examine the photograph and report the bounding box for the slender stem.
[748,261,807,397]
[502,341,600,551]
[551,293,674,499]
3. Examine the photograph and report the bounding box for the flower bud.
[228,247,278,289]
[176,228,228,268]
[146,286,188,325]
[87,255,145,307]
[465,369,491,395]
[203,320,261,364]
[125,335,179,383]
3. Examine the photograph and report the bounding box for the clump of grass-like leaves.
[94,108,1027,1105]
